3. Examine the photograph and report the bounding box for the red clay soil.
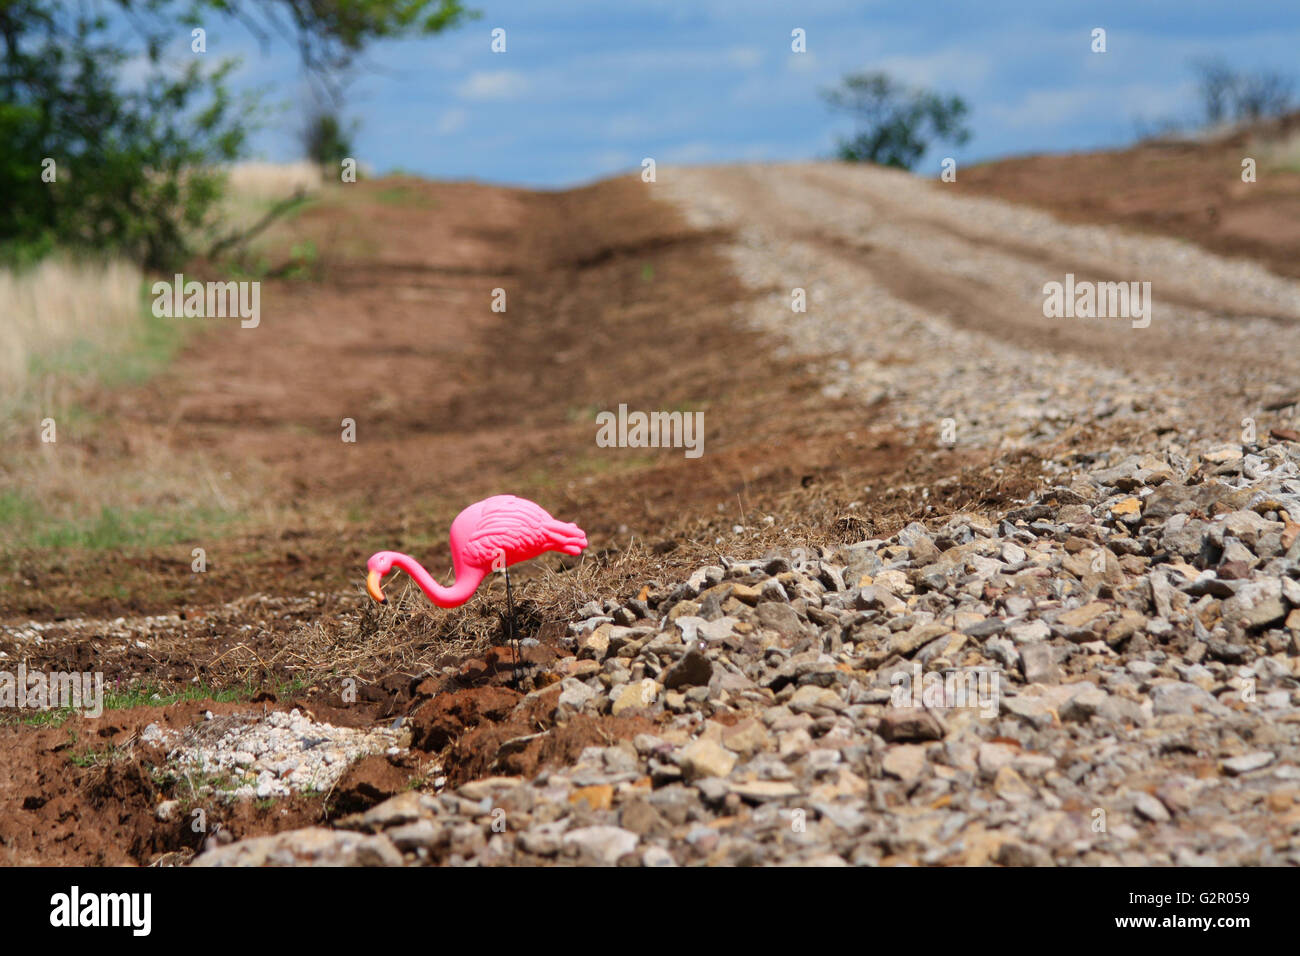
[0,635,655,864]
[405,676,660,788]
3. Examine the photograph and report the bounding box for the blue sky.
[182,0,1299,186]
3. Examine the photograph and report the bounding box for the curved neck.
[390,552,485,608]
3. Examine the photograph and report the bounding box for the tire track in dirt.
[954,116,1300,282]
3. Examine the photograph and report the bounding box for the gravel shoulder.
[198,432,1300,867]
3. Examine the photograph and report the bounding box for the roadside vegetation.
[0,0,470,562]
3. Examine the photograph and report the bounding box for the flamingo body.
[365,495,587,607]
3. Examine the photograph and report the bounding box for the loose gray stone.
[562,826,640,865]
[1151,682,1218,716]
[663,648,713,689]
[1221,752,1274,776]
[1133,792,1171,823]
[1019,643,1060,684]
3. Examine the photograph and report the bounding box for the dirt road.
[658,162,1300,434]
[1,171,1001,863]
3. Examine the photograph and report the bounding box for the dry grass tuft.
[1257,128,1300,172]
[265,543,691,687]
[272,519,845,688]
[223,161,324,203]
[0,432,256,553]
[0,256,143,408]
[286,581,491,687]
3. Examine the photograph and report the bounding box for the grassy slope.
[0,169,327,559]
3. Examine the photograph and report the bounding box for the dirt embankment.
[955,117,1300,281]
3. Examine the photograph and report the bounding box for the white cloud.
[872,49,993,91]
[456,70,529,100]
[787,51,820,73]
[987,82,1195,131]
[726,46,764,70]
[986,88,1101,129]
[436,108,468,134]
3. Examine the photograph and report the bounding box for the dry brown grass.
[1257,128,1300,172]
[289,581,488,685]
[0,164,338,554]
[223,161,324,202]
[240,545,675,688]
[215,161,327,239]
[0,431,264,553]
[0,256,143,410]
[1,163,323,414]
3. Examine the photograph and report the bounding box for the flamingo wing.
[459,496,586,568]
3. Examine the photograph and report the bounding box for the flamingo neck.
[390,552,485,608]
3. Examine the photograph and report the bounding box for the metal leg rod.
[504,566,518,687]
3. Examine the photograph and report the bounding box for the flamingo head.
[365,551,397,604]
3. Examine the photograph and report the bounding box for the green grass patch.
[26,294,191,390]
[0,489,237,552]
[67,743,132,768]
[281,239,319,280]
[5,676,309,729]
[372,184,437,207]
[7,706,76,729]
[102,679,267,711]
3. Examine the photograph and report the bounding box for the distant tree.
[1234,70,1294,121]
[1192,58,1239,125]
[302,108,358,169]
[821,71,971,170]
[1192,58,1295,126]
[1,0,472,269]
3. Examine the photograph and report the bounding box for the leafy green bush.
[0,0,472,269]
[0,4,249,269]
[302,109,359,170]
[822,71,971,170]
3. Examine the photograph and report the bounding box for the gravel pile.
[154,708,405,803]
[197,434,1300,866]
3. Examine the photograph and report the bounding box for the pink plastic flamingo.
[365,494,587,607]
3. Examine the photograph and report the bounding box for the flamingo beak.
[366,570,387,604]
